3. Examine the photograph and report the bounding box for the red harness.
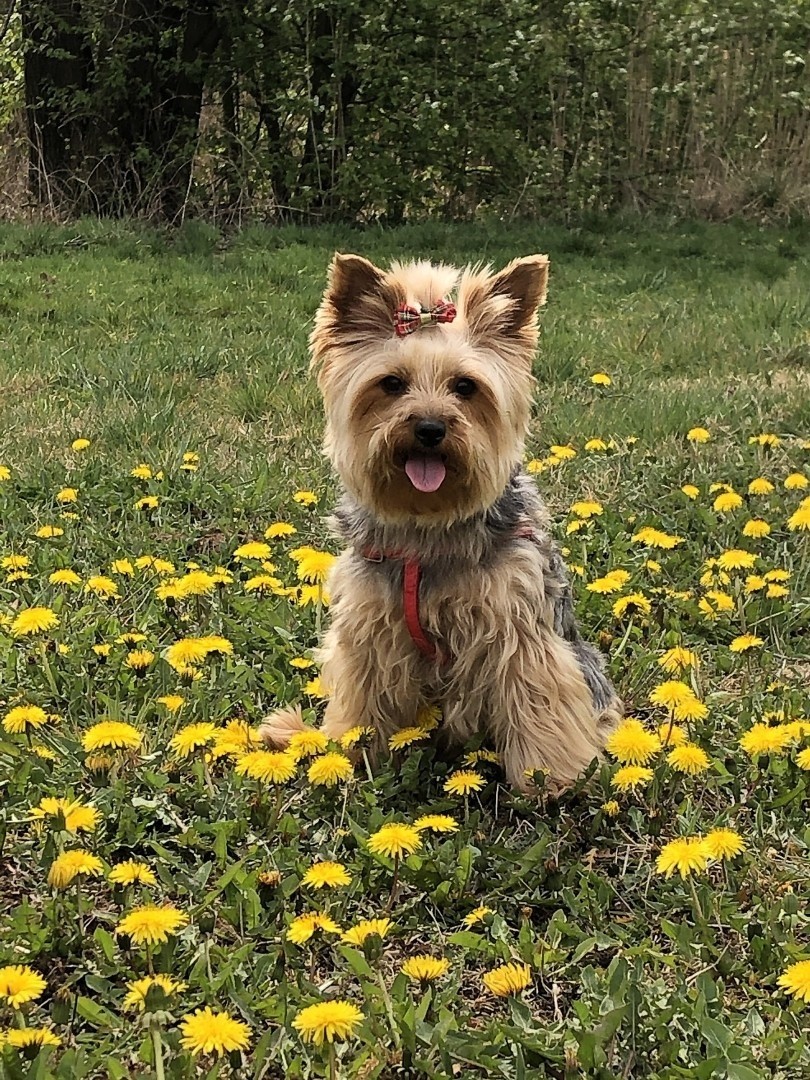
[362,524,536,665]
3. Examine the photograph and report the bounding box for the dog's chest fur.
[332,469,570,674]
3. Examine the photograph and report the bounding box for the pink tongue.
[405,455,446,493]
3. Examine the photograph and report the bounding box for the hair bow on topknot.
[394,299,457,337]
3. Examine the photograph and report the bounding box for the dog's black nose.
[414,419,446,448]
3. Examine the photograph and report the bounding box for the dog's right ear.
[311,254,401,365]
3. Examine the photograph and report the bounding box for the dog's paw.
[259,704,306,749]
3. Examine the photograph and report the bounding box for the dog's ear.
[311,253,401,364]
[461,255,549,356]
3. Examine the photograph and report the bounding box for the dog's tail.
[259,704,307,749]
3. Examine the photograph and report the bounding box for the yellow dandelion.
[730,634,764,653]
[658,647,698,673]
[717,549,757,571]
[367,823,422,859]
[3,704,50,734]
[31,797,99,833]
[739,724,793,757]
[585,438,608,451]
[777,960,810,1003]
[180,1007,251,1057]
[169,722,218,758]
[649,680,695,709]
[6,1027,61,1048]
[341,918,392,945]
[56,487,77,503]
[612,592,651,618]
[389,726,431,751]
[123,974,186,1011]
[265,522,297,538]
[463,905,494,927]
[550,444,577,460]
[570,500,603,519]
[234,541,272,560]
[742,519,771,538]
[703,828,745,860]
[657,722,688,748]
[785,472,808,490]
[402,956,449,982]
[135,496,159,510]
[681,484,700,499]
[587,570,631,594]
[289,725,330,760]
[590,372,612,386]
[125,649,155,673]
[109,860,157,886]
[611,765,653,792]
[748,477,774,495]
[11,606,59,636]
[749,433,781,448]
[0,965,47,1007]
[787,503,810,531]
[157,694,185,712]
[85,575,119,599]
[656,837,709,878]
[339,725,373,749]
[48,568,81,586]
[307,752,354,786]
[413,814,459,833]
[293,490,319,505]
[287,912,341,945]
[605,718,660,764]
[302,861,351,889]
[72,438,91,451]
[631,527,684,549]
[48,849,104,888]
[667,743,710,775]
[601,800,621,817]
[713,491,743,513]
[36,524,64,538]
[482,962,532,997]
[672,697,709,723]
[236,750,297,784]
[83,720,142,751]
[296,549,337,584]
[116,904,188,945]
[796,748,810,770]
[293,1000,363,1045]
[444,769,486,796]
[686,427,710,443]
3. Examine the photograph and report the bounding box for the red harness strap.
[362,523,536,666]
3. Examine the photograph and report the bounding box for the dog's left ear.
[461,255,549,354]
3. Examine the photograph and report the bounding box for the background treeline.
[1,0,808,223]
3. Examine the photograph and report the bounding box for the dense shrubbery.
[2,0,808,221]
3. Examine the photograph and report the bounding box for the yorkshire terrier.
[261,253,622,792]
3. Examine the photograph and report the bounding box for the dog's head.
[310,253,548,525]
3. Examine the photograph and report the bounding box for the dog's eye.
[453,377,477,398]
[380,375,407,395]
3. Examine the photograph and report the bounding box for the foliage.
[2,0,809,220]
[0,219,809,1075]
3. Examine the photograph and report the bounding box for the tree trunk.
[22,0,93,209]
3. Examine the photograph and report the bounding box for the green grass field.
[0,218,809,1079]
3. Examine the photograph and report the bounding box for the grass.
[0,218,809,1078]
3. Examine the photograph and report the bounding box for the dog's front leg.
[486,625,608,793]
[261,558,423,754]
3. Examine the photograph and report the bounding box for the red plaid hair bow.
[394,299,457,337]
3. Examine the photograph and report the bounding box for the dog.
[260,252,622,792]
